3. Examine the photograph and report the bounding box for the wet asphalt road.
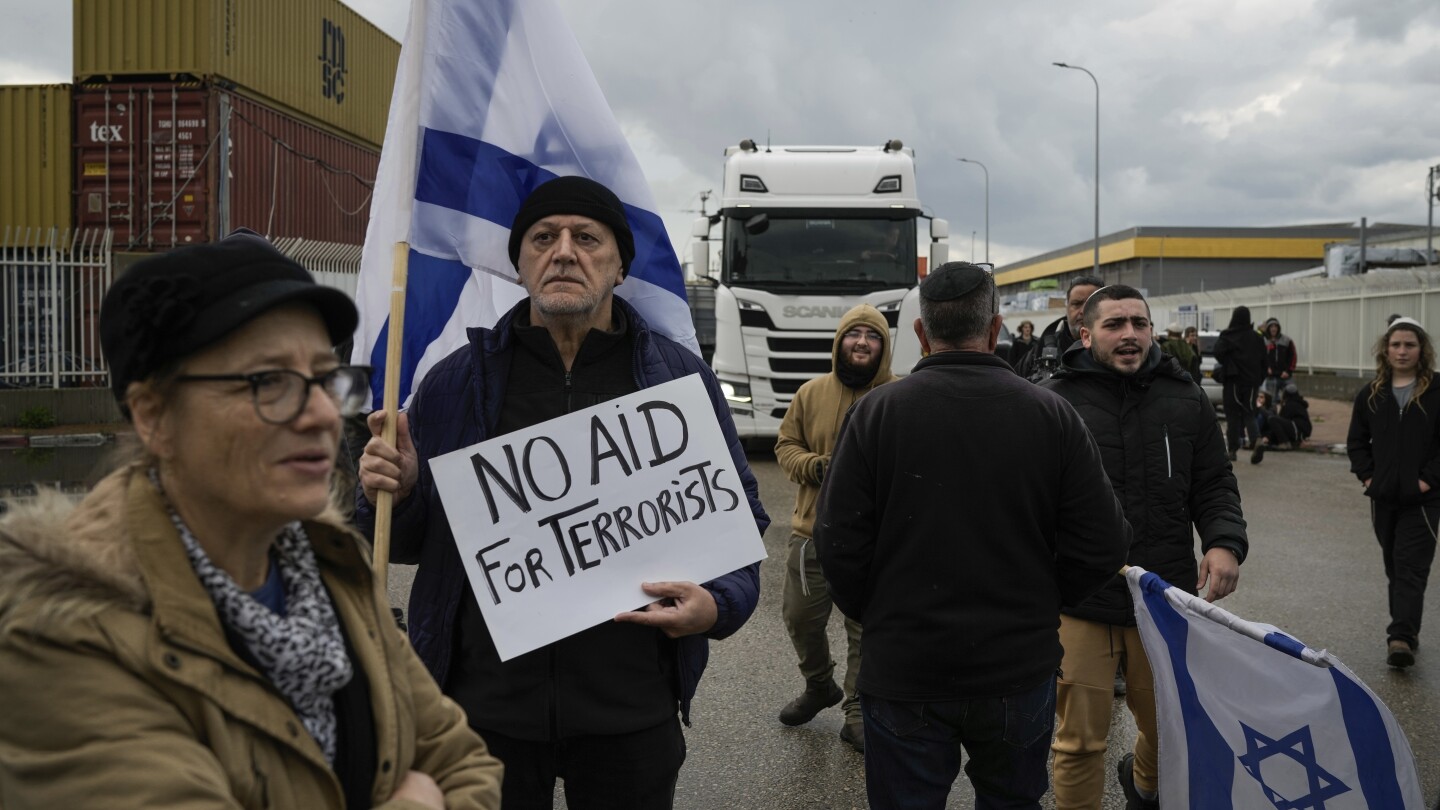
[387,447,1440,809]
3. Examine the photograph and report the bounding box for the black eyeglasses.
[175,366,371,425]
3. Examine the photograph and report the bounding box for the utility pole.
[1053,62,1100,275]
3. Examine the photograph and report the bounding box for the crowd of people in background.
[0,172,1436,809]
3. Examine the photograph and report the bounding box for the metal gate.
[1,227,113,389]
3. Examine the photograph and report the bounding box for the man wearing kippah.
[1043,285,1247,810]
[814,262,1128,809]
[357,176,768,809]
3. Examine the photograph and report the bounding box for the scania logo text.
[782,305,848,318]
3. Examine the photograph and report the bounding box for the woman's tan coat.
[0,464,502,809]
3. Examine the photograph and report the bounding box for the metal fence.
[1006,268,1440,376]
[272,237,362,298]
[1,228,114,389]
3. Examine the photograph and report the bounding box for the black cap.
[100,229,358,408]
[507,176,636,274]
[920,261,992,301]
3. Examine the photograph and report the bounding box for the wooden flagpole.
[372,241,410,585]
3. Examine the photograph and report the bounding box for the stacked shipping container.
[0,85,74,237]
[1,0,398,250]
[0,0,398,388]
[73,83,379,249]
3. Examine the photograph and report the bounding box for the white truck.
[690,139,949,440]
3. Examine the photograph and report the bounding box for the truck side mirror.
[691,241,709,278]
[690,217,711,239]
[930,218,949,240]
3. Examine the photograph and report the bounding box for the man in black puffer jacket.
[1044,285,1249,810]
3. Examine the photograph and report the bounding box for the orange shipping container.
[0,85,73,241]
[73,0,397,149]
[74,81,378,250]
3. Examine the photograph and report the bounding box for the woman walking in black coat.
[1346,317,1440,669]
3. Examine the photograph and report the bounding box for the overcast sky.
[4,0,1437,267]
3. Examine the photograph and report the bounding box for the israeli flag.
[1127,567,1423,808]
[351,0,696,408]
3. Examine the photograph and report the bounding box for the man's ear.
[913,317,930,357]
[985,314,1002,353]
[1080,324,1093,349]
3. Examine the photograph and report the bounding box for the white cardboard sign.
[429,374,767,661]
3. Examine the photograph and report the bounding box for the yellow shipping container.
[0,84,74,241]
[73,0,398,149]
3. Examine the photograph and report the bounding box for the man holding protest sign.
[1043,285,1248,810]
[774,304,895,753]
[357,176,768,810]
[815,262,1129,808]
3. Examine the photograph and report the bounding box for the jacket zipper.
[1163,424,1173,478]
[564,370,573,414]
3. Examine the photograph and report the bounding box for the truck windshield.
[724,215,918,292]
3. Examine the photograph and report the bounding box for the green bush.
[16,406,57,430]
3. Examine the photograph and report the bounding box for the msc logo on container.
[320,19,347,104]
[782,305,849,319]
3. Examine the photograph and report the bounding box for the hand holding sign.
[615,581,719,638]
[361,410,419,504]
[430,374,766,660]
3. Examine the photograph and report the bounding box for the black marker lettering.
[524,547,552,588]
[471,447,530,523]
[537,498,601,577]
[475,538,510,605]
[593,510,625,553]
[637,400,689,467]
[589,415,633,484]
[617,412,644,470]
[711,467,741,512]
[614,505,642,547]
[680,460,717,512]
[523,435,572,502]
[638,500,662,536]
[657,489,682,532]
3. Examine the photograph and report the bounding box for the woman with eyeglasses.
[0,232,502,808]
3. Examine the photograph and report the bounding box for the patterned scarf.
[150,470,353,763]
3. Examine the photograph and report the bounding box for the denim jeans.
[862,675,1057,810]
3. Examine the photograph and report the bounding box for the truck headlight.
[720,381,752,404]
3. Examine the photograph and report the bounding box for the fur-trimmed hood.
[0,469,149,637]
[0,463,353,638]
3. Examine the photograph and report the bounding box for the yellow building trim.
[995,236,1336,287]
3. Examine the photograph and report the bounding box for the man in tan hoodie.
[774,303,895,753]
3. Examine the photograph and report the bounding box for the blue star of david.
[1236,723,1351,809]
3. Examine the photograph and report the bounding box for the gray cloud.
[3,0,1436,266]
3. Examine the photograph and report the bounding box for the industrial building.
[995,222,1425,306]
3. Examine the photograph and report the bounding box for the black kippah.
[507,176,636,274]
[919,261,991,301]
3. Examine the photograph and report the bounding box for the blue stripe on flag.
[413,128,687,300]
[1261,631,1306,660]
[368,250,472,409]
[1330,667,1406,807]
[1139,572,1236,809]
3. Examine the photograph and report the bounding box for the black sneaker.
[839,720,865,753]
[1228,450,1238,462]
[1118,752,1160,810]
[778,681,844,726]
[1250,442,1265,465]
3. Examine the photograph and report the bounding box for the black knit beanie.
[507,176,636,274]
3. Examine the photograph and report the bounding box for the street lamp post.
[1053,61,1100,275]
[956,157,989,263]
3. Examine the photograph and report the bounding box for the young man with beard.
[774,304,894,753]
[1043,285,1249,810]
